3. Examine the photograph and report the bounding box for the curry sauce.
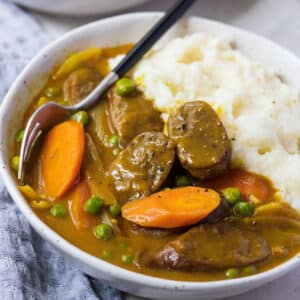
[12,44,300,282]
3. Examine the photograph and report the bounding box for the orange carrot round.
[68,180,95,229]
[122,187,221,229]
[41,120,85,199]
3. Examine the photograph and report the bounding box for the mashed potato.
[110,33,300,210]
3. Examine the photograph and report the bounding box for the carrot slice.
[122,187,221,229]
[41,120,85,199]
[204,169,273,202]
[68,180,95,229]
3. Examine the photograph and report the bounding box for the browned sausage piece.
[118,219,180,239]
[63,67,101,104]
[168,101,231,180]
[138,222,271,271]
[107,88,163,147]
[107,132,175,205]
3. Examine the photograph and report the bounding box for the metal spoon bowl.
[18,72,118,183]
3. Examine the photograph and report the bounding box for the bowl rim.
[1,12,300,291]
[12,0,150,16]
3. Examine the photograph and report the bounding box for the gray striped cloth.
[0,1,122,299]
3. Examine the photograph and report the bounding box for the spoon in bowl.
[18,0,195,183]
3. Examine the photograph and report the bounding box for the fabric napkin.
[0,1,122,299]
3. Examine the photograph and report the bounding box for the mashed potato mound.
[111,33,300,210]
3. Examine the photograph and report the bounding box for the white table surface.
[21,0,300,299]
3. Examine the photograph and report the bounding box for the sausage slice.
[107,88,163,147]
[63,68,101,104]
[168,101,231,179]
[107,132,175,205]
[138,222,271,271]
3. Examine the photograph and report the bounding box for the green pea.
[241,265,257,276]
[234,201,254,217]
[71,111,89,126]
[10,155,20,173]
[84,196,103,215]
[45,86,61,98]
[94,223,113,241]
[175,175,191,187]
[121,254,134,264]
[50,204,68,218]
[112,148,121,156]
[108,203,121,217]
[102,249,113,260]
[15,129,25,143]
[115,78,135,96]
[222,187,241,205]
[225,268,239,279]
[108,134,119,147]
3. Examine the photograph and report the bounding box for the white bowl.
[1,13,300,300]
[13,0,149,16]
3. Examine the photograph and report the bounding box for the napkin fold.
[0,1,122,299]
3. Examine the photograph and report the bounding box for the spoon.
[18,0,196,183]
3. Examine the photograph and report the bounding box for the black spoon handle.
[112,0,196,76]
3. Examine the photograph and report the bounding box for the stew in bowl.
[9,37,300,283]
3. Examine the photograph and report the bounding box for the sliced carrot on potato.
[68,180,95,229]
[122,187,221,229]
[204,169,273,202]
[41,120,85,199]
